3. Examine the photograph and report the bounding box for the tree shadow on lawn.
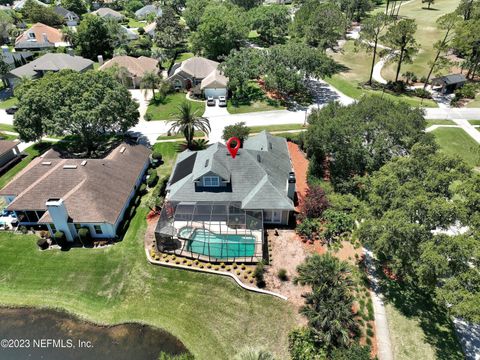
[378,274,464,360]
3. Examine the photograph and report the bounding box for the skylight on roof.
[41,161,52,166]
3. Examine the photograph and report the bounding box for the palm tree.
[141,70,161,98]
[169,101,210,150]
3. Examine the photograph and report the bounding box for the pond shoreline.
[0,305,190,360]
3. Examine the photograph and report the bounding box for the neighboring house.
[99,55,158,88]
[92,0,115,10]
[143,22,156,37]
[168,56,229,99]
[91,7,125,20]
[0,143,151,241]
[431,74,467,94]
[6,53,93,88]
[14,23,69,51]
[13,0,47,10]
[53,6,80,26]
[135,5,162,20]
[120,25,139,41]
[155,131,296,262]
[0,141,21,173]
[0,46,33,69]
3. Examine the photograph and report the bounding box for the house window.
[203,176,219,187]
[94,225,103,234]
[174,79,182,89]
[27,32,35,40]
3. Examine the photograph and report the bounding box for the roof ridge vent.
[63,164,77,169]
[41,161,52,166]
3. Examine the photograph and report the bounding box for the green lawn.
[425,119,456,127]
[0,142,51,190]
[466,97,480,108]
[0,123,15,132]
[468,120,480,126]
[146,92,206,121]
[0,132,17,140]
[380,276,463,360]
[127,18,146,28]
[432,127,480,168]
[0,142,297,359]
[156,131,205,141]
[380,0,461,82]
[227,99,284,114]
[325,75,438,107]
[176,52,194,63]
[0,97,18,109]
[249,123,305,133]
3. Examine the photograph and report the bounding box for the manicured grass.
[0,97,18,109]
[152,142,179,176]
[176,52,194,63]
[227,99,284,114]
[0,142,51,189]
[0,144,297,359]
[156,131,205,141]
[380,276,464,360]
[466,97,480,108]
[127,18,145,28]
[0,132,17,140]
[380,0,461,82]
[325,75,438,107]
[146,92,206,120]
[249,123,305,133]
[432,127,480,168]
[0,123,15,132]
[468,120,480,126]
[425,119,456,127]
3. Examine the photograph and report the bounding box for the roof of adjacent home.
[0,49,33,66]
[91,7,125,19]
[170,56,220,80]
[167,131,294,210]
[99,55,158,77]
[9,53,94,78]
[15,23,65,49]
[0,143,151,224]
[200,69,228,89]
[13,0,47,10]
[53,6,79,19]
[144,22,155,35]
[0,141,18,156]
[135,4,162,18]
[432,74,467,86]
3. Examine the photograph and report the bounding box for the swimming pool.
[180,228,256,258]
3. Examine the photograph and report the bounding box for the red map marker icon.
[226,137,240,158]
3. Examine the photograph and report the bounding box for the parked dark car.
[6,106,18,115]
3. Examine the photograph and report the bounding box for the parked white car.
[218,96,227,107]
[207,97,215,106]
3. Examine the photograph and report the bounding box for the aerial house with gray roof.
[155,131,296,263]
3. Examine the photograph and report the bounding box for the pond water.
[0,307,190,360]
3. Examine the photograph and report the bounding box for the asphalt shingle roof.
[9,53,93,78]
[167,131,294,210]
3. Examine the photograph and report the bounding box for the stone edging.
[144,248,288,301]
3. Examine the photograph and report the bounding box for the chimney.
[42,33,48,42]
[97,54,104,65]
[287,171,296,200]
[45,198,74,242]
[1,45,9,54]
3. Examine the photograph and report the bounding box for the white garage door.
[204,88,227,99]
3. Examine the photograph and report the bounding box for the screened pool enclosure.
[154,202,264,263]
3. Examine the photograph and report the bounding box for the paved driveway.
[0,110,13,125]
[129,89,152,121]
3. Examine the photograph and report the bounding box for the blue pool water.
[181,228,256,258]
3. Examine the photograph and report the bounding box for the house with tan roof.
[99,55,159,88]
[15,23,69,51]
[168,56,229,99]
[0,143,151,241]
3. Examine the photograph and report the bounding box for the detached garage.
[201,70,228,99]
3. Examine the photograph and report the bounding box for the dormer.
[194,171,229,189]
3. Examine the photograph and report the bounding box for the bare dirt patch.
[265,229,310,318]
